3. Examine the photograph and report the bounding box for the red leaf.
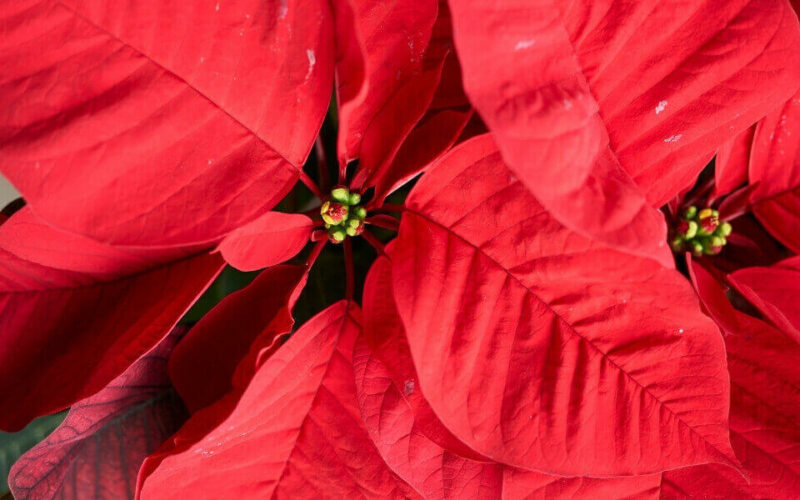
[8,326,190,500]
[362,254,491,462]
[665,263,800,498]
[354,335,504,499]
[370,106,473,202]
[0,0,333,246]
[448,0,800,264]
[748,91,800,252]
[728,256,800,343]
[363,4,474,200]
[217,212,313,271]
[139,302,419,499]
[714,126,755,200]
[390,135,735,475]
[358,261,662,498]
[0,208,223,431]
[169,265,308,413]
[334,0,438,171]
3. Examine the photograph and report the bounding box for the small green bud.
[328,227,346,243]
[331,186,350,204]
[677,220,698,239]
[346,220,364,236]
[670,237,684,252]
[691,241,704,256]
[348,192,362,206]
[717,221,732,237]
[353,206,367,220]
[683,206,697,220]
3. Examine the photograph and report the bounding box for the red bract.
[0,0,333,430]
[743,90,800,252]
[0,208,222,430]
[728,256,800,343]
[8,326,190,500]
[660,262,800,498]
[390,135,735,475]
[140,302,419,499]
[358,256,664,499]
[448,0,800,266]
[168,265,308,413]
[0,0,333,247]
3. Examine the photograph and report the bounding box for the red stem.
[298,170,323,198]
[315,136,330,193]
[365,215,399,231]
[306,239,327,268]
[362,230,389,259]
[343,238,355,300]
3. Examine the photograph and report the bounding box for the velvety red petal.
[168,265,308,414]
[714,126,755,200]
[362,254,491,462]
[8,326,190,500]
[139,302,419,499]
[665,261,800,498]
[359,260,662,498]
[363,4,474,200]
[748,91,800,252]
[391,135,735,475]
[354,335,505,499]
[0,209,223,431]
[217,212,313,271]
[0,0,333,245]
[334,0,437,171]
[728,256,800,343]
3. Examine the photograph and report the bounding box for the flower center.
[320,186,367,243]
[670,206,732,256]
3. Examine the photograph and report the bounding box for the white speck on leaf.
[207,159,214,165]
[563,99,573,110]
[678,328,684,333]
[239,29,244,36]
[655,100,667,114]
[215,2,220,11]
[199,56,205,63]
[34,161,40,169]
[305,49,316,81]
[278,0,288,19]
[245,13,250,19]
[404,380,414,395]
[663,134,682,143]
[515,39,535,50]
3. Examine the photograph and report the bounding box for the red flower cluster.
[3,0,800,498]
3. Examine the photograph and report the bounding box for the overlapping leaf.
[9,326,189,500]
[139,302,419,499]
[358,256,662,499]
[217,212,313,272]
[661,262,800,499]
[0,0,333,245]
[728,256,800,343]
[0,208,223,431]
[747,90,800,252]
[390,134,735,475]
[448,0,800,263]
[334,0,438,172]
[169,265,308,413]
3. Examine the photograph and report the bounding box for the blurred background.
[0,176,18,207]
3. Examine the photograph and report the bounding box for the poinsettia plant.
[3,0,800,498]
